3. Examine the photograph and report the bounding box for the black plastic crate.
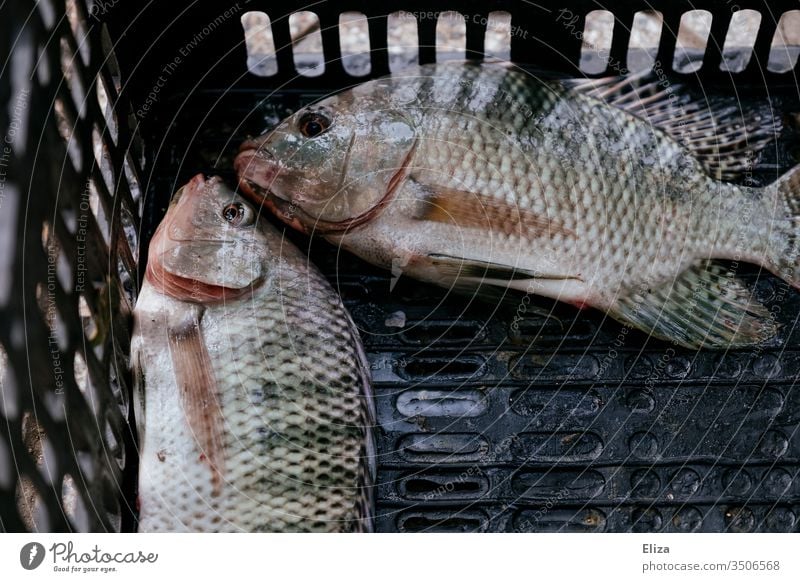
[2,0,800,532]
[1,0,142,531]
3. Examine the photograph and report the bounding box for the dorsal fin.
[563,71,782,182]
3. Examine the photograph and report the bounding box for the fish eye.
[221,202,255,227]
[298,111,331,138]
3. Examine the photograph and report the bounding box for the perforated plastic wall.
[0,0,142,532]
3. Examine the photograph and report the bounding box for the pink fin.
[168,311,225,496]
[415,185,575,239]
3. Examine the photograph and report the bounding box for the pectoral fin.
[428,253,544,282]
[167,308,225,496]
[132,348,146,446]
[413,182,575,239]
[423,252,581,320]
[427,253,582,284]
[609,261,777,349]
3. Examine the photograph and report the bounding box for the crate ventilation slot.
[396,389,487,418]
[770,10,800,73]
[397,510,487,533]
[673,10,713,73]
[580,10,614,74]
[399,472,490,500]
[242,9,800,77]
[435,11,466,62]
[721,9,761,72]
[289,11,324,76]
[387,11,418,72]
[514,508,607,533]
[397,356,486,382]
[340,12,371,75]
[627,11,663,72]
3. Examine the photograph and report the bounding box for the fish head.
[146,174,270,302]
[235,93,416,234]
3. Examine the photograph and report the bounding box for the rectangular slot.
[290,11,324,76]
[399,433,489,463]
[436,11,466,62]
[339,12,370,76]
[512,469,606,501]
[768,10,800,73]
[399,471,490,500]
[627,10,662,72]
[387,11,418,72]
[398,355,486,381]
[397,510,487,532]
[580,10,614,74]
[510,431,604,462]
[514,508,606,533]
[396,389,487,418]
[721,10,761,72]
[241,11,278,77]
[673,10,713,73]
[484,11,511,61]
[399,319,486,346]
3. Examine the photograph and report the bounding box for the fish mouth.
[240,177,311,234]
[235,140,417,236]
[234,148,280,192]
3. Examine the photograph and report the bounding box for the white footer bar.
[2,533,798,581]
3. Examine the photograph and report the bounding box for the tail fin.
[769,166,800,289]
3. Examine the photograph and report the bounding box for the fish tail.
[767,165,800,289]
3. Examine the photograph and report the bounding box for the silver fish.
[235,62,800,349]
[132,175,375,532]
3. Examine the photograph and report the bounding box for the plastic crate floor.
[142,84,800,533]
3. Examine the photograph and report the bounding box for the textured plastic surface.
[0,0,143,532]
[141,82,800,532]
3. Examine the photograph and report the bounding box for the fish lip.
[240,177,392,237]
[238,139,259,153]
[234,148,279,192]
[237,178,310,234]
[174,173,206,203]
[170,173,225,207]
[185,173,225,192]
[234,147,312,233]
[238,134,273,154]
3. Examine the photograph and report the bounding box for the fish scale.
[236,62,800,349]
[410,74,711,289]
[133,176,374,532]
